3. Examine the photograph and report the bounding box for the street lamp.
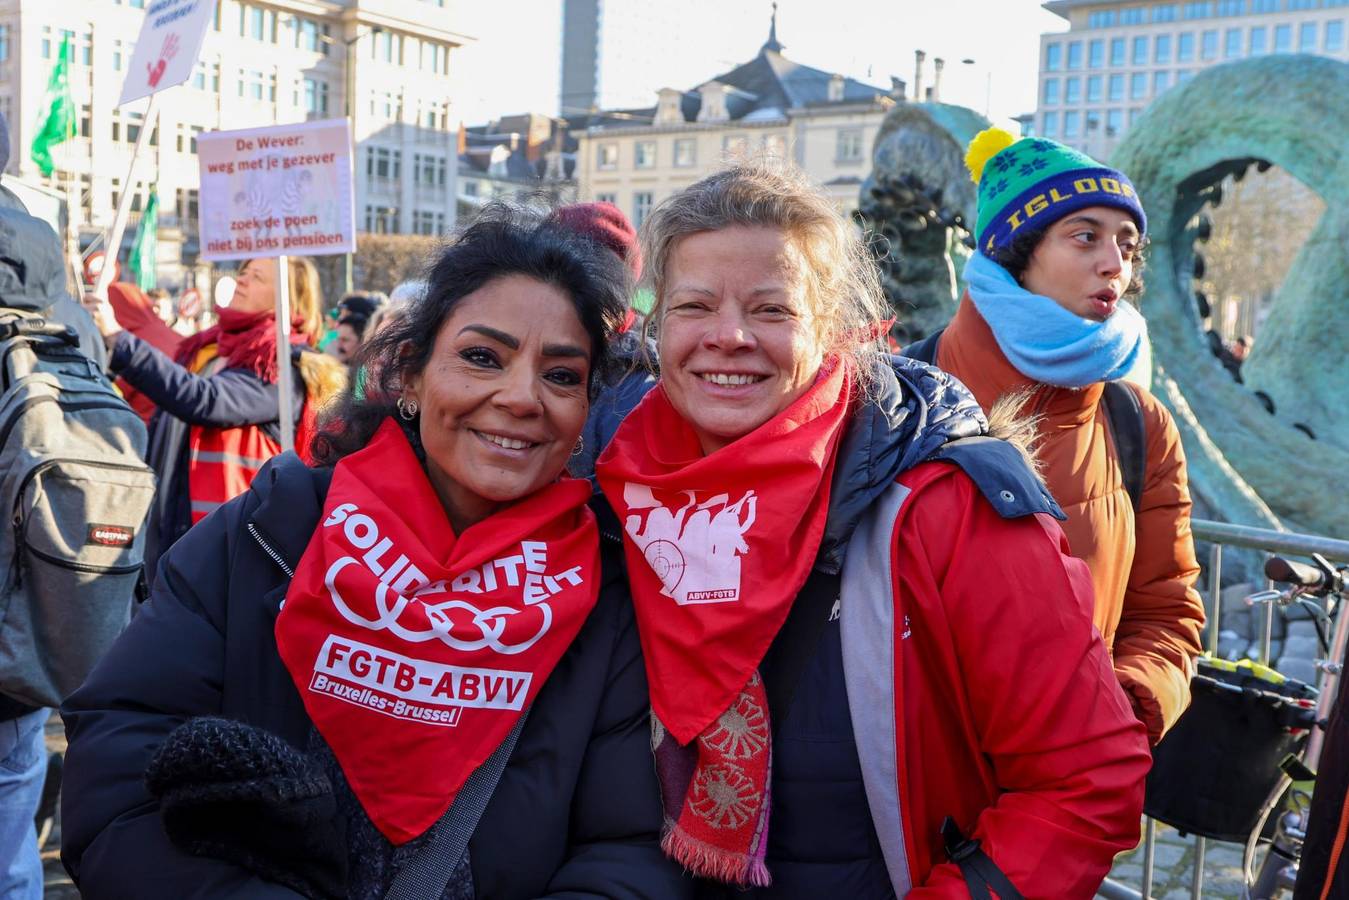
[961,58,992,119]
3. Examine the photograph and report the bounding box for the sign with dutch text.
[197,118,356,261]
[119,0,216,106]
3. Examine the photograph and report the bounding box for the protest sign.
[197,118,356,261]
[119,0,215,106]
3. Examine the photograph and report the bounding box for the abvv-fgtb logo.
[621,484,756,605]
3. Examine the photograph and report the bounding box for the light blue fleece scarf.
[963,251,1145,388]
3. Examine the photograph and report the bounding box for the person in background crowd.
[332,296,384,366]
[594,162,1150,896]
[0,155,113,900]
[100,282,184,424]
[61,207,692,900]
[1229,334,1252,365]
[545,201,656,484]
[915,128,1206,747]
[366,280,428,338]
[84,257,347,584]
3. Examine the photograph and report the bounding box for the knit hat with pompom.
[965,127,1146,256]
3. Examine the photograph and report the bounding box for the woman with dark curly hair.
[908,128,1206,749]
[60,206,693,900]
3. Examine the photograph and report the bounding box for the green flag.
[128,188,158,291]
[30,34,75,177]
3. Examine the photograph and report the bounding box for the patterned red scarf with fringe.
[596,359,852,886]
[175,307,309,383]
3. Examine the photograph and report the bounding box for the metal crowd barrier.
[1097,519,1349,900]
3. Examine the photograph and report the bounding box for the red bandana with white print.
[595,357,852,885]
[276,419,599,844]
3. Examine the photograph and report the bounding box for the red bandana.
[595,358,852,884]
[276,420,600,844]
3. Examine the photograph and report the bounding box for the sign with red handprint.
[119,0,214,106]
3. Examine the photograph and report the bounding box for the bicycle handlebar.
[1266,557,1326,590]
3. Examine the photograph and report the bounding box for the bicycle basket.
[1143,656,1318,843]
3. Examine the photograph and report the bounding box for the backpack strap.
[1101,381,1147,513]
[942,817,1026,900]
[901,327,945,365]
[383,709,529,900]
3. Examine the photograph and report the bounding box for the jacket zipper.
[22,544,140,576]
[12,456,154,524]
[247,521,294,578]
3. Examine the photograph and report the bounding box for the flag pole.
[275,254,295,453]
[94,91,160,298]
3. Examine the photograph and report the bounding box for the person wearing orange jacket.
[914,128,1206,745]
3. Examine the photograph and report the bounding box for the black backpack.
[903,328,1146,511]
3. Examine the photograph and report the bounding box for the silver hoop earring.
[397,397,419,420]
[571,435,585,457]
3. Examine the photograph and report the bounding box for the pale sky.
[451,1,1067,128]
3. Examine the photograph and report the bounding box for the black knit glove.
[145,717,348,900]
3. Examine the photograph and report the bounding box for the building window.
[1089,10,1119,27]
[1154,3,1179,21]
[1045,43,1063,70]
[1130,71,1149,99]
[1299,21,1317,50]
[1177,69,1195,82]
[634,140,656,168]
[1043,78,1060,105]
[673,138,696,167]
[763,133,787,160]
[1067,41,1083,69]
[303,78,329,116]
[1202,29,1220,58]
[1108,74,1125,101]
[1063,110,1082,138]
[1,26,14,65]
[1184,1,1214,17]
[1089,39,1105,67]
[1110,37,1126,65]
[1041,111,1059,137]
[1218,0,1246,12]
[366,147,401,182]
[364,206,398,234]
[412,210,445,235]
[1178,32,1197,60]
[632,192,653,227]
[1275,23,1293,50]
[1122,6,1148,23]
[1156,33,1174,61]
[1327,20,1345,50]
[414,153,447,187]
[1288,0,1316,8]
[1154,70,1172,93]
[422,42,448,74]
[1086,74,1102,102]
[1225,28,1244,56]
[1065,76,1082,103]
[295,19,328,55]
[1107,109,1125,137]
[597,143,618,170]
[1251,25,1269,51]
[1251,0,1280,9]
[595,192,616,205]
[836,129,864,162]
[1131,36,1148,65]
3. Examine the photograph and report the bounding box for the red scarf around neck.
[176,307,308,383]
[595,357,853,885]
[276,420,600,844]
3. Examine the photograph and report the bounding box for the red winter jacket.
[861,461,1151,896]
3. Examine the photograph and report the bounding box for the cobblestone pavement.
[1100,819,1264,900]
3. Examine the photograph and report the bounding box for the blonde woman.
[595,163,1151,897]
[88,257,345,582]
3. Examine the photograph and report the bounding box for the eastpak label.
[87,524,135,547]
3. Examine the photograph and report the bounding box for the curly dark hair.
[991,225,1148,298]
[310,204,630,466]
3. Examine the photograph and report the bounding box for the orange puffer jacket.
[936,295,1206,743]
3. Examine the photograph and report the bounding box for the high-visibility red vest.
[186,424,282,524]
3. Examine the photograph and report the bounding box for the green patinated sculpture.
[1112,54,1349,537]
[856,103,989,345]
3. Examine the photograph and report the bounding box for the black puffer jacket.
[60,452,694,900]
